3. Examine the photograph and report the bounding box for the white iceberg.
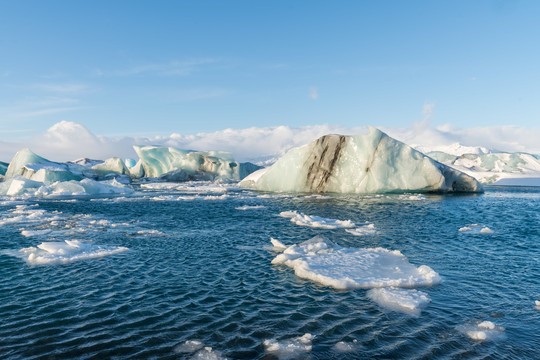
[271,235,441,290]
[240,127,482,193]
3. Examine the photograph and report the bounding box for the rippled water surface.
[1,185,539,359]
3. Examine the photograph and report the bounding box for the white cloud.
[0,121,538,164]
[422,103,435,120]
[309,87,319,100]
[111,58,219,77]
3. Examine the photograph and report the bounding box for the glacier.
[240,127,483,193]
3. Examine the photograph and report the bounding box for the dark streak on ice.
[304,135,346,192]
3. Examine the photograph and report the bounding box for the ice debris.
[263,333,313,359]
[459,224,494,234]
[279,211,356,229]
[461,320,505,341]
[10,240,128,265]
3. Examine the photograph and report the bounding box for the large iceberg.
[240,127,483,193]
[133,145,261,181]
[5,148,82,182]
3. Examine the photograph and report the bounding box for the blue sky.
[1,0,539,139]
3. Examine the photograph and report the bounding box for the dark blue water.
[1,185,539,359]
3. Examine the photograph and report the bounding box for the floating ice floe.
[7,240,128,265]
[235,205,266,211]
[398,194,427,201]
[333,339,360,353]
[459,224,494,234]
[190,346,228,360]
[367,288,431,316]
[460,320,505,341]
[279,211,356,229]
[263,333,313,359]
[345,223,377,236]
[174,340,205,353]
[534,300,540,311]
[270,236,441,290]
[240,127,482,194]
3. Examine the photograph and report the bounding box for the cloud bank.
[0,121,538,164]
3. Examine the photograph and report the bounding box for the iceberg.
[240,127,482,194]
[428,151,540,185]
[91,157,130,176]
[5,148,81,182]
[133,145,262,181]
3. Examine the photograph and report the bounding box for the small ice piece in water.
[459,224,494,234]
[461,320,505,341]
[263,333,313,359]
[191,346,228,360]
[367,287,431,316]
[279,211,355,229]
[174,340,204,353]
[345,223,376,236]
[21,229,52,237]
[534,300,540,311]
[334,339,360,352]
[10,240,128,265]
[235,205,266,211]
[271,235,441,290]
[270,238,287,251]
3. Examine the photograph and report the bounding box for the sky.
[0,0,539,161]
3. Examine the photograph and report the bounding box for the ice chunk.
[91,157,130,176]
[270,237,287,250]
[460,320,505,341]
[8,240,128,265]
[240,127,482,193]
[21,229,52,237]
[535,300,540,311]
[334,340,360,353]
[367,287,431,316]
[459,224,494,234]
[174,340,204,353]
[345,223,376,236]
[235,205,266,210]
[133,145,261,181]
[191,346,228,360]
[271,236,441,290]
[263,333,313,359]
[279,211,356,229]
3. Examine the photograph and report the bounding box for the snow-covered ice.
[367,287,431,316]
[270,235,441,290]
